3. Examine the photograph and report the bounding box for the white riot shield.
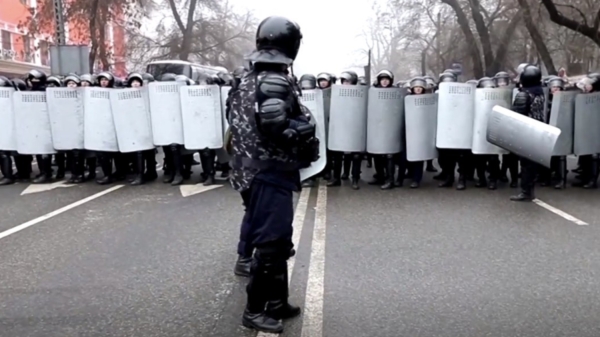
[471,88,512,154]
[573,92,600,156]
[180,85,223,150]
[109,88,154,153]
[13,91,55,155]
[436,82,475,149]
[299,91,327,180]
[549,91,577,156]
[46,88,84,150]
[487,106,561,168]
[220,86,231,137]
[405,94,438,161]
[328,85,368,152]
[0,88,17,151]
[148,82,184,145]
[366,87,404,154]
[83,87,119,152]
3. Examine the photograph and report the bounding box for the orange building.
[0,0,127,78]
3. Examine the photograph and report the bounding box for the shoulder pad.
[258,71,293,100]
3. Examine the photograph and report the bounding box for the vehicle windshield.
[146,63,192,79]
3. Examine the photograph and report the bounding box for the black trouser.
[200,149,216,177]
[501,153,519,181]
[70,150,86,179]
[162,145,184,180]
[331,151,361,180]
[520,157,538,196]
[439,149,471,182]
[408,161,424,183]
[237,189,253,258]
[0,151,13,181]
[372,155,385,181]
[578,155,594,184]
[35,154,53,179]
[243,178,294,314]
[475,154,499,183]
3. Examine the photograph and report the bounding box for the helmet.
[316,72,332,89]
[477,77,496,88]
[409,77,427,90]
[113,77,125,88]
[376,70,394,86]
[97,71,115,87]
[358,76,367,85]
[64,74,81,86]
[217,72,233,86]
[160,73,177,81]
[340,71,358,85]
[47,75,62,87]
[393,80,406,88]
[494,71,511,86]
[466,79,478,85]
[438,72,457,83]
[299,74,317,90]
[546,76,565,90]
[519,65,541,88]
[174,74,190,83]
[11,78,27,91]
[126,72,144,87]
[80,74,95,86]
[142,73,155,84]
[0,76,11,87]
[27,69,47,83]
[423,76,436,89]
[329,73,337,84]
[210,74,224,86]
[246,16,302,65]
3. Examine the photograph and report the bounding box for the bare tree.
[541,0,600,47]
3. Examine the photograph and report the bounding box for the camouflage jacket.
[228,71,302,192]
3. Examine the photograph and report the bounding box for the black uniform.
[231,16,318,334]
[473,77,500,190]
[510,65,546,201]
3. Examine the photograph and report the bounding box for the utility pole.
[50,0,90,75]
[53,0,66,45]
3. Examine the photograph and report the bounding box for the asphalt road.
[1,160,599,337]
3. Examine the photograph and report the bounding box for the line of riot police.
[293,66,600,201]
[0,69,246,187]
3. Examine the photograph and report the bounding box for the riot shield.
[327,85,368,152]
[471,88,511,154]
[366,87,405,154]
[46,88,84,150]
[13,91,55,155]
[486,106,561,168]
[322,88,332,137]
[549,91,577,156]
[299,90,327,180]
[0,88,17,151]
[109,88,154,153]
[83,88,118,152]
[405,94,438,161]
[220,86,231,137]
[573,92,600,155]
[436,82,475,149]
[180,85,223,150]
[148,82,185,145]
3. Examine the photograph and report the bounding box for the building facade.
[0,0,127,78]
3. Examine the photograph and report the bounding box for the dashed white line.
[301,181,327,337]
[256,186,311,337]
[0,185,125,240]
[533,198,588,225]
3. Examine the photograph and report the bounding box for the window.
[1,30,11,50]
[39,41,49,66]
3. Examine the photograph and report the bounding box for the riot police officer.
[0,76,15,185]
[47,75,62,88]
[510,65,546,201]
[316,72,333,180]
[572,73,600,188]
[231,16,317,333]
[473,77,500,190]
[542,76,567,189]
[401,77,429,188]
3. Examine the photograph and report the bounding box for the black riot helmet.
[299,74,317,90]
[80,74,94,86]
[438,71,457,83]
[11,78,27,91]
[519,65,542,88]
[423,76,436,89]
[316,72,332,89]
[27,69,47,89]
[126,72,144,87]
[477,77,496,88]
[47,75,62,87]
[340,71,358,85]
[494,71,511,87]
[160,73,177,82]
[329,73,337,84]
[142,73,155,84]
[0,76,11,87]
[64,74,81,87]
[246,16,302,65]
[376,70,394,87]
[97,71,115,87]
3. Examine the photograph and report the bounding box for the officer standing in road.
[230,16,318,333]
[27,70,56,184]
[510,65,546,201]
[0,76,16,185]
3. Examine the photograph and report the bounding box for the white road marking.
[20,180,75,195]
[0,185,124,241]
[179,184,222,197]
[301,181,327,337]
[533,198,589,225]
[256,186,311,337]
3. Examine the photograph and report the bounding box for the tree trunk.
[541,0,600,48]
[467,0,494,71]
[488,12,522,75]
[518,0,557,74]
[88,0,101,71]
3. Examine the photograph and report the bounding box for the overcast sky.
[228,0,376,76]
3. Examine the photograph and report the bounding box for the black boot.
[302,177,316,187]
[0,153,15,185]
[131,152,144,186]
[381,156,395,190]
[426,159,437,172]
[456,175,467,190]
[351,178,360,190]
[342,154,351,180]
[327,154,342,187]
[369,155,385,185]
[234,256,252,277]
[55,153,66,179]
[86,156,97,181]
[200,150,216,186]
[67,150,84,183]
[170,145,184,186]
[510,191,533,201]
[265,263,301,321]
[242,259,284,333]
[143,150,158,181]
[32,155,52,184]
[96,154,113,185]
